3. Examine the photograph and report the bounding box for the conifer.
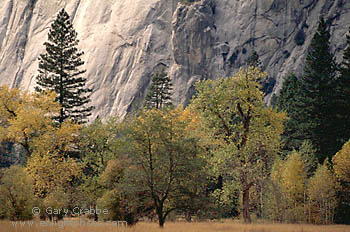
[36,8,93,124]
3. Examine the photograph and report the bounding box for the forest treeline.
[0,10,350,227]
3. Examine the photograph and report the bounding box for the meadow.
[2,220,350,232]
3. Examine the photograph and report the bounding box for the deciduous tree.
[307,162,337,224]
[281,152,307,222]
[26,121,82,198]
[119,107,205,227]
[190,67,286,223]
[332,141,350,224]
[0,166,35,220]
[0,86,59,157]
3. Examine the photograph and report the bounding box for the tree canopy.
[190,67,286,223]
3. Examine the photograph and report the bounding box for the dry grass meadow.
[2,220,350,232]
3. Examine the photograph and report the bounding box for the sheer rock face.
[0,0,349,119]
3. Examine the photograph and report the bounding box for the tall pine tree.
[332,30,350,225]
[36,8,93,124]
[277,73,305,151]
[291,17,338,162]
[144,69,173,109]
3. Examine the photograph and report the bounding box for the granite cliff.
[0,0,349,119]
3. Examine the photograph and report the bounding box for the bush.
[0,166,35,220]
[294,29,306,46]
[43,188,69,220]
[283,50,290,59]
[96,190,123,222]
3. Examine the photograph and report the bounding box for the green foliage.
[0,166,35,220]
[335,27,350,147]
[42,188,69,220]
[279,18,339,162]
[264,158,285,222]
[118,107,206,227]
[277,73,303,151]
[144,70,173,109]
[246,51,276,96]
[190,67,286,223]
[96,189,124,221]
[298,17,339,162]
[94,159,130,223]
[98,160,152,225]
[35,8,93,124]
[75,118,122,220]
[298,140,318,177]
[211,181,240,219]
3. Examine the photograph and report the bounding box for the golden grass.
[1,220,350,232]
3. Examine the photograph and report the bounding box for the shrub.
[96,190,124,221]
[294,29,306,46]
[0,166,35,220]
[283,50,290,59]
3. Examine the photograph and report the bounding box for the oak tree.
[190,67,286,223]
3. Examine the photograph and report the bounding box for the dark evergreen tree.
[35,8,93,124]
[334,27,350,225]
[290,17,338,162]
[336,27,350,145]
[144,70,173,109]
[247,51,262,69]
[276,73,305,151]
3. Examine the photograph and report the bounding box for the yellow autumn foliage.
[282,152,306,203]
[269,152,307,222]
[26,151,81,198]
[0,86,59,155]
[0,86,82,198]
[307,162,337,224]
[332,140,350,183]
